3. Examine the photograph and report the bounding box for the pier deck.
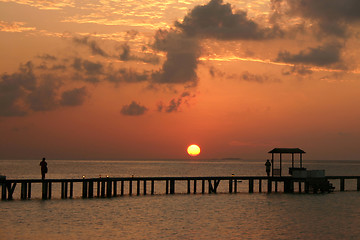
[1,176,360,200]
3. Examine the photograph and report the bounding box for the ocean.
[1,159,360,239]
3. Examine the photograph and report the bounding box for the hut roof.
[268,148,305,154]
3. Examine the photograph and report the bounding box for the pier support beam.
[88,181,94,198]
[193,180,197,194]
[284,179,294,193]
[229,180,233,193]
[21,182,28,200]
[267,179,272,193]
[113,181,117,197]
[97,181,100,197]
[143,180,146,195]
[42,181,51,200]
[151,180,154,195]
[201,180,205,194]
[259,179,262,193]
[82,181,88,198]
[169,180,175,194]
[1,183,6,200]
[121,181,124,196]
[101,181,106,197]
[129,180,133,196]
[208,180,220,194]
[340,178,345,191]
[249,179,254,193]
[107,180,112,198]
[70,182,73,199]
[357,178,360,191]
[137,180,140,196]
[166,180,169,194]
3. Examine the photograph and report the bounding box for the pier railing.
[1,176,360,200]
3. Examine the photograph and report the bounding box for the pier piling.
[249,179,254,193]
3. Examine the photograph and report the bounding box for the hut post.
[27,182,31,199]
[113,181,117,197]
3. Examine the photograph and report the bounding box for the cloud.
[0,21,36,32]
[157,91,194,113]
[27,76,61,112]
[120,101,148,116]
[73,36,109,57]
[106,67,149,84]
[60,87,88,106]
[276,42,343,67]
[118,43,160,64]
[72,58,104,83]
[37,54,57,61]
[282,65,313,76]
[0,61,91,117]
[151,30,200,86]
[273,0,360,37]
[0,62,36,116]
[150,0,282,87]
[175,0,280,40]
[210,66,280,83]
[119,43,131,61]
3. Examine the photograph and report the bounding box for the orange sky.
[1,0,360,160]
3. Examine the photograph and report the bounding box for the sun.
[187,144,201,157]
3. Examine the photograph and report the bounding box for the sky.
[1,0,360,160]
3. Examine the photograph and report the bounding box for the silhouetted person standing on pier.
[40,158,48,180]
[265,159,271,177]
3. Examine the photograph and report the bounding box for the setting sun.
[187,144,201,157]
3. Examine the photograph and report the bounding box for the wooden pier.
[1,175,360,200]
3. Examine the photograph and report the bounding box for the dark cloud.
[60,87,88,107]
[157,91,194,113]
[118,43,160,64]
[119,43,131,61]
[106,68,149,84]
[210,66,279,83]
[51,64,66,70]
[277,42,343,67]
[239,71,269,83]
[151,30,200,86]
[176,0,281,40]
[150,0,282,87]
[27,76,61,112]
[120,101,148,116]
[82,60,103,75]
[72,58,103,83]
[0,62,36,116]
[282,65,313,76]
[73,36,108,57]
[37,54,57,61]
[274,0,360,37]
[0,61,91,117]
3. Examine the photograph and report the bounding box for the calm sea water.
[1,159,360,239]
